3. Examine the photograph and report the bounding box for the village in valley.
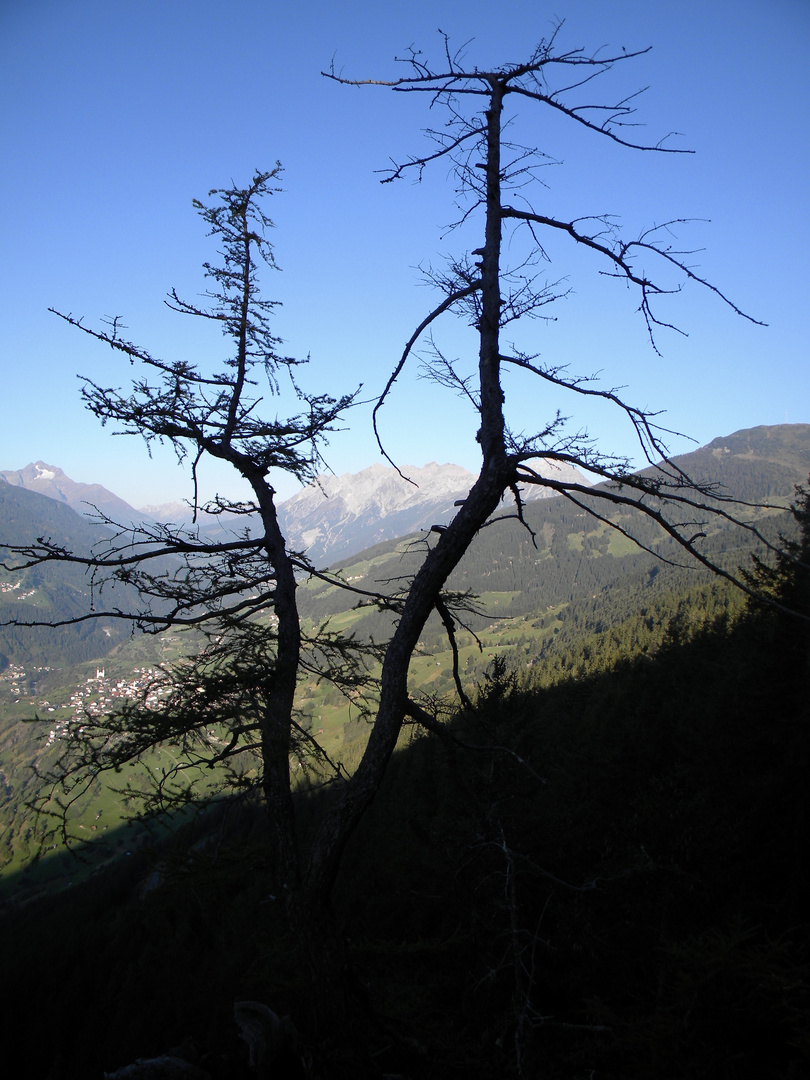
[0,660,169,745]
[0,581,37,602]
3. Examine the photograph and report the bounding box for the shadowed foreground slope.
[2,549,808,1078]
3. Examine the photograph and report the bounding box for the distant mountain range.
[295,423,810,645]
[277,459,588,564]
[3,425,809,579]
[0,457,590,566]
[1,423,809,669]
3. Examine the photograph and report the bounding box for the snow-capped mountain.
[277,462,473,565]
[277,459,588,565]
[1,458,589,566]
[137,500,196,523]
[0,462,143,523]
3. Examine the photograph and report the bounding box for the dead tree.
[0,27,776,1071]
[306,26,768,903]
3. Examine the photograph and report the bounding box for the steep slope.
[298,424,810,636]
[1,423,806,906]
[0,481,141,666]
[0,462,143,524]
[3,558,808,1080]
[661,423,810,501]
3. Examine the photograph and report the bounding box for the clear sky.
[1,0,808,510]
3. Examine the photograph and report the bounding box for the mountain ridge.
[295,423,810,640]
[277,458,588,564]
[0,462,143,524]
[4,426,808,566]
[1,457,590,566]
[0,482,137,666]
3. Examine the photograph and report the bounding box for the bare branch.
[373,279,481,478]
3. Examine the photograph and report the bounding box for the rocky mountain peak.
[278,459,589,565]
[0,462,142,522]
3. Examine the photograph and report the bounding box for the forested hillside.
[663,423,810,499]
[1,428,809,1077]
[2,425,807,894]
[1,490,807,1079]
[0,482,136,667]
[298,425,810,650]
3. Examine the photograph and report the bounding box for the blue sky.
[1,0,808,509]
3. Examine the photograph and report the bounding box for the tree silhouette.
[310,24,771,900]
[1,26,781,1071]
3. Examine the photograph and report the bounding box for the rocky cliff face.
[278,462,475,564]
[278,459,588,565]
[1,458,590,566]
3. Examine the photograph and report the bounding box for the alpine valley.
[1,424,809,1078]
[3,424,806,674]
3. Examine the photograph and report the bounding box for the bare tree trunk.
[304,73,512,912]
[255,479,304,902]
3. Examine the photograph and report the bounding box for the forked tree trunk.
[269,83,513,1073]
[298,74,510,914]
